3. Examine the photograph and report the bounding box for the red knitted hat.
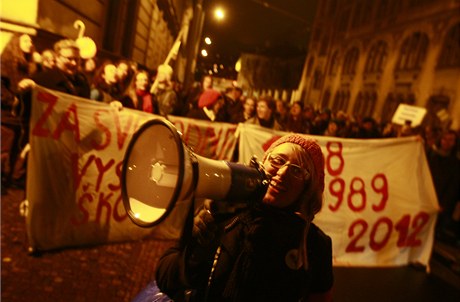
[198,89,221,108]
[264,134,325,193]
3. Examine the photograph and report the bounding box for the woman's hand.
[109,100,123,111]
[192,200,218,246]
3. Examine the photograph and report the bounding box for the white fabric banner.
[26,87,439,267]
[26,87,238,251]
[237,123,440,267]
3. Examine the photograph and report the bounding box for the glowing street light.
[201,49,208,57]
[214,7,225,20]
[204,37,212,45]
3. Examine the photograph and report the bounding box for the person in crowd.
[181,74,214,116]
[323,119,340,137]
[186,89,225,122]
[0,33,39,189]
[312,108,331,135]
[275,99,289,128]
[398,120,416,137]
[285,101,307,134]
[82,57,97,84]
[90,60,134,109]
[116,59,135,97]
[232,96,256,123]
[152,64,180,117]
[334,110,351,137]
[302,104,317,134]
[245,95,284,131]
[352,116,382,139]
[126,69,157,114]
[1,33,40,92]
[155,134,334,301]
[90,61,120,102]
[171,75,184,104]
[31,39,91,98]
[421,125,441,151]
[381,122,398,138]
[242,96,256,121]
[39,49,56,72]
[219,86,244,123]
[426,129,460,244]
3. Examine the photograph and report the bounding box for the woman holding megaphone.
[151,134,334,302]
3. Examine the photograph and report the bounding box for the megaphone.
[121,118,269,228]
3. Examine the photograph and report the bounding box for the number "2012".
[346,212,430,252]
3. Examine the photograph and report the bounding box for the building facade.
[298,0,460,129]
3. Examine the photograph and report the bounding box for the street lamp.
[214,7,225,21]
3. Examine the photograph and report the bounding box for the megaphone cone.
[121,118,268,228]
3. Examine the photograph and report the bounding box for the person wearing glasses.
[31,39,90,98]
[153,134,333,302]
[17,39,91,103]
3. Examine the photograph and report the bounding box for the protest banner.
[26,87,439,267]
[26,87,237,251]
[237,123,440,267]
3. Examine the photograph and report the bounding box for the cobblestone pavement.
[1,187,174,302]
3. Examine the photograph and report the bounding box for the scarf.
[136,89,153,113]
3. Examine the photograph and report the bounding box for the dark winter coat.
[156,205,333,302]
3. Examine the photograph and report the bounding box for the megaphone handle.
[178,194,196,249]
[178,159,200,249]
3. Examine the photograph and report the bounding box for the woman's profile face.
[262,143,309,208]
[103,64,118,84]
[290,103,302,116]
[244,98,255,115]
[256,100,272,121]
[135,72,149,91]
[19,34,33,53]
[117,62,129,80]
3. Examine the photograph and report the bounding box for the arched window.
[320,35,329,55]
[365,40,388,74]
[313,69,323,89]
[367,92,377,117]
[396,32,429,71]
[437,22,460,68]
[329,51,339,75]
[333,90,350,112]
[342,90,351,112]
[353,92,364,116]
[333,91,341,112]
[375,42,388,72]
[381,93,399,123]
[353,90,377,117]
[322,89,331,109]
[342,47,360,75]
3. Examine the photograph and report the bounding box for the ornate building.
[298,0,460,129]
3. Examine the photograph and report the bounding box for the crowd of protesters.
[1,34,459,246]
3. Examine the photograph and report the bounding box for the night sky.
[198,0,318,76]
